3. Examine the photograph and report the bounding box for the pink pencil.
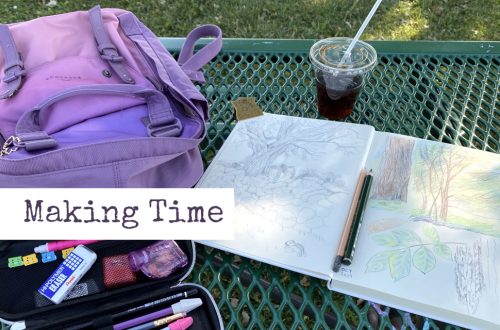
[34,240,100,253]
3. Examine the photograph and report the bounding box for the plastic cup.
[309,37,377,120]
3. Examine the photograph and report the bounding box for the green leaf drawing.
[365,251,392,273]
[433,243,453,260]
[372,233,401,247]
[423,226,440,243]
[388,249,411,281]
[392,229,421,245]
[412,246,436,274]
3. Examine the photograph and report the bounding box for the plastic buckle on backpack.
[100,53,124,63]
[3,59,26,84]
[147,118,183,137]
[98,43,124,63]
[3,69,26,84]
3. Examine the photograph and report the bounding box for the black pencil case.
[0,240,222,330]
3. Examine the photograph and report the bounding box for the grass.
[0,0,498,40]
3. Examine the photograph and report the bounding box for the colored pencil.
[342,170,373,265]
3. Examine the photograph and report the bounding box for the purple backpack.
[0,6,222,187]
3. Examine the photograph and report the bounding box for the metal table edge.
[161,38,500,55]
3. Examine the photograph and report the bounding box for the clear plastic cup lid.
[309,37,377,76]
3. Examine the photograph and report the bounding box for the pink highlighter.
[34,240,100,253]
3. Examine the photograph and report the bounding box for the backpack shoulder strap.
[88,5,135,84]
[0,24,25,99]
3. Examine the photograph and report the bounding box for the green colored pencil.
[342,170,373,266]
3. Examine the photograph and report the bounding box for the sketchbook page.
[330,132,500,330]
[197,113,375,279]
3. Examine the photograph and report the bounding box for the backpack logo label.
[45,75,82,81]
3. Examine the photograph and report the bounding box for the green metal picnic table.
[166,39,499,330]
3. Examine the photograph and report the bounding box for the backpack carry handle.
[0,24,25,99]
[177,24,223,82]
[15,84,183,151]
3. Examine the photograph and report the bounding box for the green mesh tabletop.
[162,39,499,330]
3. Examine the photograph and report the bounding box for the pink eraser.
[169,317,193,330]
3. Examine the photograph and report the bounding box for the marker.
[113,298,202,330]
[342,170,373,265]
[65,290,198,330]
[333,170,367,272]
[127,313,187,330]
[34,240,100,253]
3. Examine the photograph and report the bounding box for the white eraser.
[38,245,96,304]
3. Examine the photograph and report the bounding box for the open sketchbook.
[196,114,500,330]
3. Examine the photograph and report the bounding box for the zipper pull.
[0,136,21,156]
[0,132,58,156]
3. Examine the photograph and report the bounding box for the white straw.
[340,0,383,64]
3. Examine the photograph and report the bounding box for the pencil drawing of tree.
[372,136,415,201]
[239,119,363,176]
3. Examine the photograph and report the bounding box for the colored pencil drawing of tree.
[413,143,471,222]
[365,225,460,281]
[371,135,415,202]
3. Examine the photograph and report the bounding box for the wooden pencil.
[332,169,368,272]
[342,170,373,265]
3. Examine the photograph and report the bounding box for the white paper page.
[197,114,374,278]
[331,132,500,329]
